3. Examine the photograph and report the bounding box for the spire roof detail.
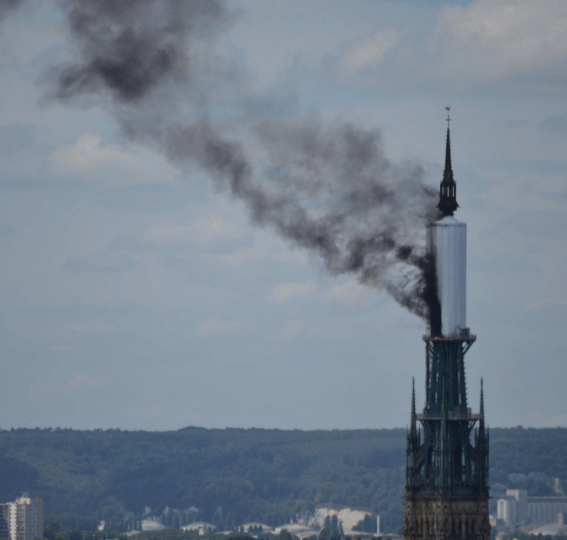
[445,128,452,171]
[438,123,459,216]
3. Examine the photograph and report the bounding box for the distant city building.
[527,512,567,536]
[497,490,528,526]
[509,490,528,523]
[496,491,567,528]
[497,497,517,527]
[0,505,8,539]
[527,497,567,526]
[140,520,165,532]
[309,506,371,535]
[180,522,216,535]
[0,495,43,540]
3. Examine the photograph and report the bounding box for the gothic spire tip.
[438,107,459,216]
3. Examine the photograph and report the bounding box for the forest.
[0,426,565,534]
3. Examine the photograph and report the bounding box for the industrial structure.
[402,118,490,540]
[497,489,567,529]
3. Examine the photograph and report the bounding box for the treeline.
[489,427,567,485]
[0,427,565,533]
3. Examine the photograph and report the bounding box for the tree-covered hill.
[0,426,565,533]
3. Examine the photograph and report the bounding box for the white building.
[509,490,528,523]
[497,491,567,528]
[527,498,567,526]
[497,490,528,526]
[181,522,216,535]
[0,495,43,540]
[497,497,517,527]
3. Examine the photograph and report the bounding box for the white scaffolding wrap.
[426,215,466,336]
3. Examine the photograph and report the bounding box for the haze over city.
[0,0,566,431]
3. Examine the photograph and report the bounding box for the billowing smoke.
[44,0,441,327]
[51,0,231,105]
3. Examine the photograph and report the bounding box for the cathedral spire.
[445,123,452,171]
[480,377,485,419]
[403,117,490,540]
[479,377,486,436]
[410,377,417,436]
[437,375,449,491]
[406,378,420,490]
[438,108,459,216]
[477,377,489,491]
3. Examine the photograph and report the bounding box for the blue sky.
[1,0,567,431]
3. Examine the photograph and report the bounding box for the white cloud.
[199,230,309,269]
[438,0,565,50]
[120,404,163,421]
[31,372,105,398]
[512,410,567,428]
[321,277,367,304]
[278,320,306,340]
[544,414,567,428]
[51,134,136,174]
[339,29,398,71]
[522,297,567,314]
[316,0,567,92]
[268,281,317,304]
[49,134,179,184]
[196,317,245,336]
[427,0,567,88]
[66,373,104,393]
[64,252,138,273]
[145,217,243,246]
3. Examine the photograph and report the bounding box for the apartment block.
[0,495,43,540]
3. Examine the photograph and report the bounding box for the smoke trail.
[46,0,441,326]
[51,0,232,105]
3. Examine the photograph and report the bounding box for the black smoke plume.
[45,0,441,328]
[422,254,441,336]
[52,0,232,105]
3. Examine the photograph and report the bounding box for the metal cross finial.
[445,106,451,128]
